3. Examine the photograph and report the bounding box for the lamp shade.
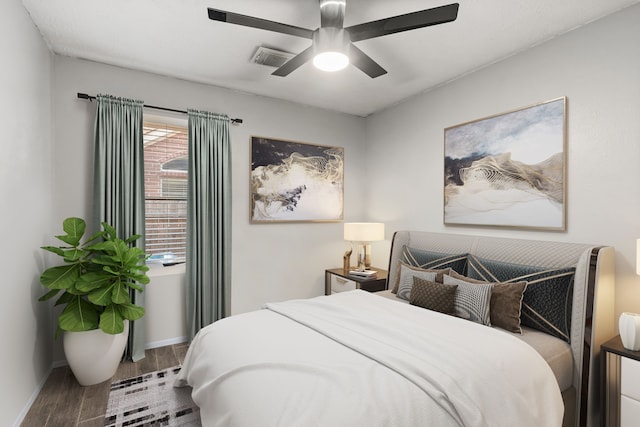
[344,222,384,242]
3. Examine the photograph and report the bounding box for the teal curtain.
[186,110,232,340]
[93,94,146,361]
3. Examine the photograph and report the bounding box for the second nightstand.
[325,267,388,295]
[601,335,640,427]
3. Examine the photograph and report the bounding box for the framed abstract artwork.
[444,97,567,230]
[250,136,344,223]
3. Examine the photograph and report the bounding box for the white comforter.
[175,290,563,427]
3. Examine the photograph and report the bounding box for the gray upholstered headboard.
[387,231,615,427]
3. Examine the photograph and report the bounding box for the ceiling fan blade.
[208,8,314,39]
[349,45,387,78]
[346,3,459,42]
[272,46,315,77]
[320,0,345,28]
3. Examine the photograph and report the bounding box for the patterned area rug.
[104,366,201,426]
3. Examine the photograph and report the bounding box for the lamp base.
[355,243,371,271]
[620,312,640,351]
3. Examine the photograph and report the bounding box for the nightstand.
[325,267,388,295]
[601,335,640,427]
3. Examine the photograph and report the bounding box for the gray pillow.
[443,274,493,326]
[396,263,438,301]
[448,270,527,333]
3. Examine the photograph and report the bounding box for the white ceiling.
[21,0,640,117]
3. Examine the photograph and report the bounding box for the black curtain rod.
[77,92,243,124]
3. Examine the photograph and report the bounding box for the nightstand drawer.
[325,268,388,296]
[622,357,640,400]
[621,395,640,426]
[330,274,357,293]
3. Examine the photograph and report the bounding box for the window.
[143,119,188,264]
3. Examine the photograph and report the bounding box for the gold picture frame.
[444,97,567,230]
[250,136,344,223]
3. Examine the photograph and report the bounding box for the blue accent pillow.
[466,254,575,342]
[401,246,467,275]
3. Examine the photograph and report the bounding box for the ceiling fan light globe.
[313,51,349,72]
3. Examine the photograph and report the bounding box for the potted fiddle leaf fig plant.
[39,217,150,385]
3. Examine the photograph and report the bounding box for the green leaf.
[125,281,144,292]
[58,296,99,332]
[85,230,104,244]
[91,255,120,268]
[118,302,145,321]
[102,222,117,240]
[122,247,145,267]
[40,264,81,290]
[112,240,128,260]
[128,273,150,285]
[86,241,116,252]
[62,248,85,262]
[66,282,88,295]
[111,281,130,304]
[125,234,142,244]
[76,272,113,292]
[41,246,65,257]
[88,287,113,306]
[38,288,60,302]
[56,217,86,247]
[99,304,125,334]
[63,217,86,238]
[55,234,80,246]
[103,266,121,276]
[54,291,74,306]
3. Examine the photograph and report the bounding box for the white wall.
[0,1,53,425]
[51,56,367,360]
[145,264,187,347]
[365,4,640,318]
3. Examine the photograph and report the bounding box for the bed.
[175,231,615,427]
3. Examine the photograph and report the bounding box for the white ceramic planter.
[63,320,129,386]
[619,313,640,351]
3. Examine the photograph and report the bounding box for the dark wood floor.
[21,342,190,427]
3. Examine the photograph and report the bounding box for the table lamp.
[619,239,640,351]
[344,222,384,271]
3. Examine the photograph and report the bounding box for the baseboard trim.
[145,336,188,350]
[13,365,53,427]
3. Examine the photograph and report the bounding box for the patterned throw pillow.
[448,270,527,334]
[391,246,468,293]
[443,274,493,326]
[410,277,457,314]
[466,255,575,342]
[396,263,439,301]
[402,246,468,273]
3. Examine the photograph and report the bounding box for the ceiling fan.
[207,1,459,78]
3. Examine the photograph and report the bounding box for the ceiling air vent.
[251,46,294,68]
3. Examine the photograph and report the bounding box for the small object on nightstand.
[349,269,377,278]
[620,312,640,351]
[343,247,352,273]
